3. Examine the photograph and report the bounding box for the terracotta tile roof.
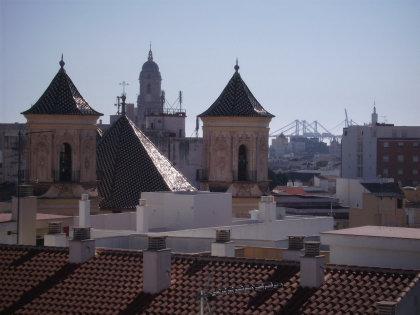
[1,245,419,314]
[97,115,196,209]
[22,61,102,116]
[198,67,274,118]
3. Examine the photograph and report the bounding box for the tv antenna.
[198,281,283,315]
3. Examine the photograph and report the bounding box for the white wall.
[140,191,232,231]
[322,232,420,270]
[335,177,366,208]
[150,215,334,241]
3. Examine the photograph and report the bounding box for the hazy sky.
[1,0,419,136]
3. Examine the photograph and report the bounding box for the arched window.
[59,143,72,182]
[238,144,247,181]
[146,83,151,94]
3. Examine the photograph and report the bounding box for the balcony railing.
[52,170,80,183]
[233,170,257,182]
[197,169,258,182]
[196,169,208,181]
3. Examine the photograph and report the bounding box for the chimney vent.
[288,236,304,250]
[48,222,63,235]
[18,184,34,197]
[212,230,234,257]
[261,195,275,203]
[300,241,325,288]
[139,199,146,206]
[69,227,95,263]
[215,230,231,243]
[376,301,397,315]
[81,194,89,201]
[143,236,171,294]
[73,227,91,241]
[148,236,166,251]
[304,241,320,257]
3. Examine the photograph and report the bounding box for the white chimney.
[376,301,397,315]
[44,222,68,247]
[69,227,95,263]
[79,194,90,228]
[136,199,149,233]
[283,236,304,262]
[143,236,171,294]
[211,230,234,257]
[259,195,276,222]
[300,241,325,288]
[12,185,37,246]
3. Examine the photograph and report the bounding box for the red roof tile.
[0,245,418,314]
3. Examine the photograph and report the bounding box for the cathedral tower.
[137,46,163,130]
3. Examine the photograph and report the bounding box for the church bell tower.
[137,45,163,130]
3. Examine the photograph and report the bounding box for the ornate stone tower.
[198,61,274,197]
[22,57,102,188]
[137,46,164,130]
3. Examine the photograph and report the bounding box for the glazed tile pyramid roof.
[199,65,274,118]
[1,244,419,314]
[97,115,196,209]
[22,60,102,116]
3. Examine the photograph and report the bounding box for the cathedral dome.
[139,47,161,80]
[141,59,159,72]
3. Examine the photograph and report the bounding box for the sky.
[1,0,419,137]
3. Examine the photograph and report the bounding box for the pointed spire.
[148,42,153,61]
[59,54,65,68]
[234,58,239,72]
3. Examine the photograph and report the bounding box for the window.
[146,83,151,94]
[398,169,403,175]
[414,142,419,147]
[383,168,389,176]
[414,156,419,163]
[383,142,389,148]
[238,145,248,181]
[398,142,404,147]
[413,169,419,175]
[383,155,389,162]
[397,198,403,209]
[398,155,404,162]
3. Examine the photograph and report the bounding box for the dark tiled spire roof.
[97,115,195,209]
[22,58,102,116]
[199,63,274,118]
